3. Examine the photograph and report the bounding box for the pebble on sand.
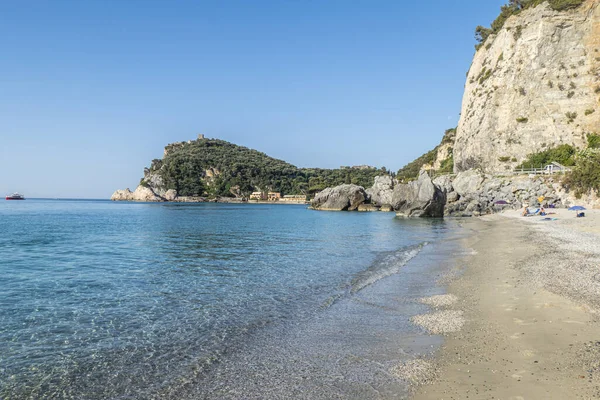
[411,310,465,335]
[390,359,435,386]
[419,294,458,308]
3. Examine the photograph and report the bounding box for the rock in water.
[366,175,395,206]
[111,188,134,201]
[379,204,394,212]
[432,175,454,194]
[358,204,380,212]
[311,184,368,211]
[110,185,165,202]
[391,171,445,217]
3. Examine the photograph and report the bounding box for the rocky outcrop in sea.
[310,184,368,211]
[109,187,244,203]
[366,175,395,207]
[311,171,445,217]
[111,186,165,202]
[391,171,446,217]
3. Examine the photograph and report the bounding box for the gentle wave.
[350,242,427,293]
[321,243,427,309]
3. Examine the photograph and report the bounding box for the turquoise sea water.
[0,200,462,399]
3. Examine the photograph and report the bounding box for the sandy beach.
[411,208,600,399]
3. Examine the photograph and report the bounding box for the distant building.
[267,192,281,201]
[340,165,376,170]
[198,134,205,140]
[543,162,570,174]
[249,192,285,202]
[352,165,376,170]
[279,195,307,203]
[249,192,266,201]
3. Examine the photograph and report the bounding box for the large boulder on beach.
[311,184,368,211]
[366,175,395,206]
[452,170,485,198]
[433,174,454,194]
[391,171,446,217]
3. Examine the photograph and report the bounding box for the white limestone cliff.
[454,0,600,173]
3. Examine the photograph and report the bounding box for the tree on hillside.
[152,139,389,197]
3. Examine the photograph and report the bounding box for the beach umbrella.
[568,206,586,211]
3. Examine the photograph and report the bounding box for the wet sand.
[412,211,600,399]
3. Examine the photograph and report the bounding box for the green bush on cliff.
[396,149,438,181]
[154,139,387,197]
[548,0,586,11]
[441,128,456,145]
[561,135,600,198]
[587,133,600,149]
[563,151,600,198]
[396,127,457,180]
[515,144,577,169]
[438,155,454,174]
[475,0,585,49]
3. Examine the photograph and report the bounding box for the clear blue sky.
[0,0,506,198]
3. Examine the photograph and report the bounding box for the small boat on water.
[5,193,25,200]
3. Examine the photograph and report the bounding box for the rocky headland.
[111,137,387,203]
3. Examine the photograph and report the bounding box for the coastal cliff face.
[454,0,600,173]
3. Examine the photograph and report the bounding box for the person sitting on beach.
[540,207,546,216]
[521,207,529,217]
[577,211,585,218]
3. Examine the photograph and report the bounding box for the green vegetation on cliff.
[149,138,388,197]
[396,149,438,181]
[561,134,600,198]
[475,0,585,49]
[515,144,577,169]
[396,128,456,181]
[516,135,600,198]
[586,133,600,149]
[563,150,600,198]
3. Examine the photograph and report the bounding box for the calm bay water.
[0,200,463,399]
